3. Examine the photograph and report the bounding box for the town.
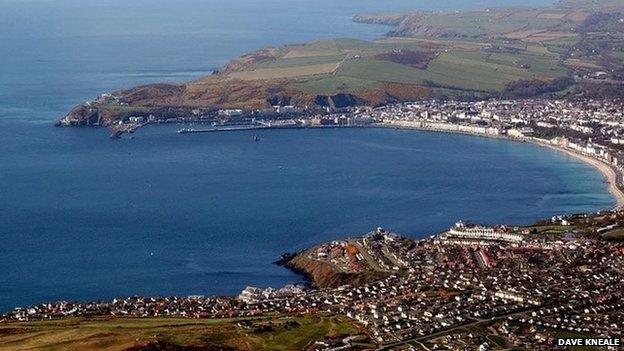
[24,96,624,350]
[4,210,624,350]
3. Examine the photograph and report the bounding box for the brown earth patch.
[566,10,590,22]
[536,12,566,20]
[564,58,603,70]
[373,50,438,69]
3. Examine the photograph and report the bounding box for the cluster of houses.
[437,221,525,245]
[3,218,623,350]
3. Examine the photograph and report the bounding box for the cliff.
[284,252,388,289]
[57,72,430,127]
[354,13,466,38]
[351,0,620,40]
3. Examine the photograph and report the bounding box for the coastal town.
[4,210,624,350]
[5,0,624,349]
[10,97,624,350]
[14,96,624,350]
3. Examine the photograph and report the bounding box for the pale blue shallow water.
[0,0,613,312]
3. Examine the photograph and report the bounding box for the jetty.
[178,125,269,134]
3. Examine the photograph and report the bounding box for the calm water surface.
[0,0,612,312]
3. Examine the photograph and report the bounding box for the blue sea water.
[0,0,614,312]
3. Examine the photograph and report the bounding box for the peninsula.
[57,0,624,129]
[3,215,624,350]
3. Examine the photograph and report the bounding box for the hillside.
[58,0,624,127]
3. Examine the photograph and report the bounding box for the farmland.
[59,0,624,126]
[225,36,567,95]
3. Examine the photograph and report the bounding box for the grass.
[295,75,381,94]
[603,228,624,239]
[230,62,340,80]
[428,53,551,90]
[336,52,544,92]
[401,7,569,39]
[252,54,345,69]
[203,4,586,99]
[220,34,571,96]
[612,51,624,61]
[337,59,431,86]
[0,315,361,351]
[484,52,567,77]
[526,225,576,234]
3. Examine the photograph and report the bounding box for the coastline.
[373,123,624,210]
[533,139,624,209]
[171,121,624,209]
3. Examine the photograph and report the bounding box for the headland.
[56,0,624,129]
[3,216,624,350]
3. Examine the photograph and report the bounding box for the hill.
[58,0,624,127]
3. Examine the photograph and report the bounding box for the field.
[229,62,341,80]
[0,315,362,351]
[222,36,569,96]
[335,50,563,92]
[295,76,381,94]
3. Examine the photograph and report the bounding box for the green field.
[252,54,345,69]
[295,75,381,94]
[0,315,362,351]
[335,52,552,92]
[224,33,572,96]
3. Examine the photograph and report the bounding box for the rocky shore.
[281,250,389,289]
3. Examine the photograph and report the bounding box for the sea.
[0,0,614,312]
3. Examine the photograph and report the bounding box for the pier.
[178,125,269,134]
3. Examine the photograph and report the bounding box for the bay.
[0,0,613,312]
